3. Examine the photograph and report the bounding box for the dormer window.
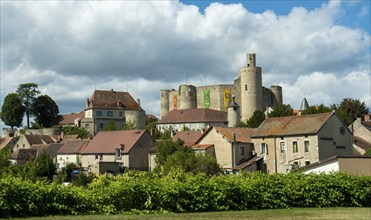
[96,111,102,116]
[107,111,113,117]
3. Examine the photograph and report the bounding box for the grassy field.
[6,207,371,220]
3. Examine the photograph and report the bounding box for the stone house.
[80,130,154,174]
[192,126,260,172]
[349,114,371,155]
[171,131,204,147]
[157,108,228,132]
[79,89,146,136]
[14,135,59,151]
[56,140,90,170]
[251,112,353,174]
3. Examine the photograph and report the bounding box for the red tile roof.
[214,126,256,143]
[157,108,227,124]
[87,90,141,110]
[252,112,333,138]
[25,135,59,145]
[172,131,204,147]
[0,137,16,150]
[58,140,90,154]
[10,148,38,160]
[81,130,148,154]
[59,111,84,125]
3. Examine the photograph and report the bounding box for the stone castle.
[160,53,283,122]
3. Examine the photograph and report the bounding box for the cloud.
[1,0,370,117]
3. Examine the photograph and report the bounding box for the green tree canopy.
[301,104,332,115]
[155,138,187,166]
[332,98,369,125]
[33,153,56,181]
[32,95,60,128]
[63,126,91,139]
[268,104,293,117]
[16,83,40,128]
[0,93,25,129]
[239,110,266,128]
[103,120,117,131]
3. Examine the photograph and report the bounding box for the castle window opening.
[245,85,248,91]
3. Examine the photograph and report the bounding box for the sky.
[0,0,370,125]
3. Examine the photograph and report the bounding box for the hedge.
[0,171,370,218]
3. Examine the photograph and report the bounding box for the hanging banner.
[224,89,231,107]
[204,90,210,108]
[173,95,177,110]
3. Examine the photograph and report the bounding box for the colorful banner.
[173,95,177,110]
[224,89,231,107]
[204,90,210,108]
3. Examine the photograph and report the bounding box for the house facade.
[157,108,228,132]
[56,140,90,170]
[251,112,353,174]
[349,114,371,155]
[14,135,59,151]
[193,126,257,171]
[80,130,154,174]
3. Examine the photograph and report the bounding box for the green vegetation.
[103,120,118,131]
[268,104,293,117]
[238,110,265,128]
[332,98,369,125]
[301,104,332,115]
[1,170,370,218]
[63,126,91,139]
[16,83,40,128]
[0,93,26,129]
[6,208,371,220]
[32,94,61,128]
[364,149,371,157]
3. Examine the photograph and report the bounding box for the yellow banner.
[224,89,231,107]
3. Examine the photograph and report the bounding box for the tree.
[301,104,332,115]
[155,138,186,166]
[0,93,25,129]
[32,95,60,128]
[268,104,293,117]
[332,98,369,125]
[103,120,117,131]
[63,126,91,139]
[239,110,266,128]
[33,153,56,181]
[364,149,371,157]
[16,83,40,128]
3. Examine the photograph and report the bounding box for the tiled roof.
[361,121,371,130]
[10,148,38,160]
[30,143,64,158]
[59,111,84,125]
[251,112,333,138]
[232,155,264,170]
[192,144,214,150]
[353,136,371,151]
[214,127,256,143]
[25,135,58,145]
[57,140,90,154]
[0,137,16,150]
[172,131,204,147]
[88,90,141,110]
[81,130,147,154]
[157,108,227,124]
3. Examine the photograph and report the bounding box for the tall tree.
[16,83,40,128]
[0,93,25,129]
[301,104,332,115]
[268,104,293,117]
[32,95,60,128]
[239,110,266,128]
[332,98,369,125]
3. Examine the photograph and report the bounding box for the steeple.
[300,97,309,111]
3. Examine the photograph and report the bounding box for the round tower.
[239,53,263,121]
[270,85,283,107]
[179,84,197,110]
[160,89,170,119]
[228,95,240,127]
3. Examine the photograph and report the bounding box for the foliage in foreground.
[0,171,370,218]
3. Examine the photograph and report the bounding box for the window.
[245,85,248,91]
[95,155,99,160]
[240,146,245,156]
[292,141,298,153]
[260,143,268,155]
[100,155,103,160]
[304,140,309,153]
[115,148,121,159]
[99,123,104,129]
[305,161,310,166]
[23,144,25,148]
[119,111,123,117]
[280,142,285,154]
[85,124,89,128]
[107,111,113,117]
[96,111,102,116]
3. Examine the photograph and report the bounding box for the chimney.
[137,98,141,106]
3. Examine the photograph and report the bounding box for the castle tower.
[228,95,240,127]
[270,85,283,107]
[160,90,170,119]
[239,53,263,121]
[179,84,197,110]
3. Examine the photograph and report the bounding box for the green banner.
[204,90,210,108]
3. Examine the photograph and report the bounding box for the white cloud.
[1,0,370,118]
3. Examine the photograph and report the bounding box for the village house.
[251,112,353,174]
[349,114,371,155]
[80,130,154,174]
[192,126,260,172]
[13,134,59,151]
[0,137,17,151]
[56,139,90,170]
[10,142,64,165]
[157,108,228,132]
[171,130,204,147]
